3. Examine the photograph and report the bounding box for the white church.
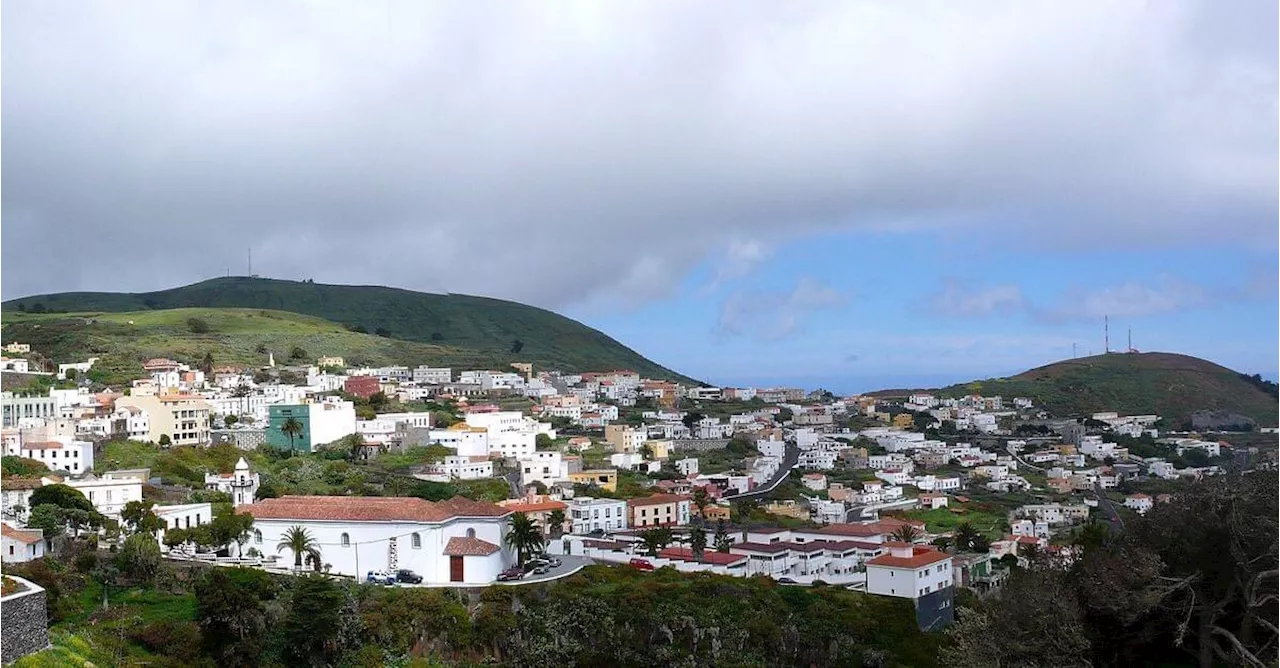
[204,457,260,507]
[237,495,515,584]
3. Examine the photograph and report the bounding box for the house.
[343,375,382,399]
[675,458,699,477]
[658,547,748,570]
[1,522,45,563]
[155,503,214,547]
[498,493,568,537]
[568,497,628,534]
[1123,493,1153,515]
[865,542,955,629]
[918,493,948,510]
[239,495,514,584]
[519,451,568,488]
[62,471,146,520]
[115,393,213,447]
[729,542,793,576]
[3,434,94,474]
[204,457,260,507]
[266,398,357,452]
[428,423,491,458]
[0,478,43,521]
[567,469,617,493]
[627,494,691,528]
[801,473,828,491]
[418,456,494,482]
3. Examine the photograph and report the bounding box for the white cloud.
[2,1,1275,306]
[931,282,1025,317]
[1044,279,1209,321]
[718,277,845,341]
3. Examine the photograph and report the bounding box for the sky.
[3,1,1277,393]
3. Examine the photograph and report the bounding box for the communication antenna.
[1104,315,1110,354]
[248,247,252,277]
[1072,343,1078,359]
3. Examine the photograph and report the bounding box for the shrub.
[186,318,210,334]
[127,619,203,663]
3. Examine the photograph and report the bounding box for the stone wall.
[671,439,730,452]
[1,576,50,664]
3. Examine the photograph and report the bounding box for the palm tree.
[277,526,321,571]
[280,417,305,452]
[547,509,566,539]
[890,523,923,544]
[505,513,544,566]
[689,521,708,563]
[232,383,253,417]
[691,487,709,517]
[952,522,982,553]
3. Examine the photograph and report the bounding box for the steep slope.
[0,308,510,386]
[2,276,695,382]
[876,352,1278,427]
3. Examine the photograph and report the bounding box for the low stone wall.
[1,575,50,664]
[671,439,730,452]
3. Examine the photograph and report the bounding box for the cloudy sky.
[4,1,1276,391]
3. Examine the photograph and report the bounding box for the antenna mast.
[1128,328,1132,353]
[248,248,252,277]
[1104,315,1109,354]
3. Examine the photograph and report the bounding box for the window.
[412,533,421,548]
[7,545,12,556]
[254,530,262,544]
[466,528,476,539]
[341,533,350,546]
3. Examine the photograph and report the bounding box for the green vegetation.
[1,455,48,478]
[876,352,1278,427]
[898,506,1006,541]
[2,276,698,383]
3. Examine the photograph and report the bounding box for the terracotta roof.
[866,546,950,569]
[500,500,568,513]
[19,442,63,450]
[659,547,747,566]
[731,541,792,554]
[626,493,690,508]
[815,524,884,538]
[822,539,883,551]
[1,524,43,544]
[582,539,629,550]
[238,495,510,523]
[442,536,501,556]
[1127,493,1151,499]
[1,478,44,490]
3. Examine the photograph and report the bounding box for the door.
[449,556,464,582]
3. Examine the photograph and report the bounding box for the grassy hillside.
[876,352,1278,427]
[0,308,511,385]
[2,276,696,383]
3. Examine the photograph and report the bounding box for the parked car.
[629,558,655,572]
[810,580,830,587]
[776,577,798,584]
[395,569,423,584]
[365,570,394,585]
[524,558,549,572]
[547,557,562,568]
[497,567,525,582]
[532,564,550,575]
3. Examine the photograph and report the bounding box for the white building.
[568,497,628,534]
[464,410,552,459]
[413,367,452,384]
[1123,493,1154,515]
[204,457,261,507]
[428,424,491,458]
[1,522,45,563]
[155,503,214,547]
[798,449,837,470]
[64,471,146,519]
[801,473,828,491]
[675,458,699,477]
[519,451,568,488]
[3,435,94,474]
[418,456,494,482]
[239,495,514,584]
[865,542,953,599]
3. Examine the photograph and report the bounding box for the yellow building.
[317,356,345,368]
[568,469,617,492]
[115,393,212,446]
[892,413,915,429]
[643,440,672,460]
[765,500,810,520]
[605,425,645,453]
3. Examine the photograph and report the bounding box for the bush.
[186,318,210,334]
[289,346,307,360]
[127,619,203,663]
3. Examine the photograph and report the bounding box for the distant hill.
[871,352,1278,427]
[1,277,697,383]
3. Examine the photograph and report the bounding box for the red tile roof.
[20,442,63,450]
[659,547,747,566]
[730,541,792,554]
[238,495,510,523]
[626,493,691,508]
[1,478,44,490]
[500,500,568,513]
[442,536,501,556]
[1,524,43,543]
[866,546,950,569]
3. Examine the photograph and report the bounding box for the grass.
[873,352,1278,427]
[898,505,1006,540]
[2,275,698,383]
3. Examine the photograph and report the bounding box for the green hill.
[0,308,517,386]
[877,352,1278,427]
[2,276,695,383]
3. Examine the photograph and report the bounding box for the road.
[1091,483,1125,534]
[723,442,800,502]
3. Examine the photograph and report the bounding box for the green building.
[267,404,313,452]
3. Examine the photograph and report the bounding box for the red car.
[629,558,655,572]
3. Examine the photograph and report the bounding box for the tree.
[952,522,983,553]
[195,567,279,667]
[889,523,923,544]
[200,352,215,374]
[30,484,94,513]
[691,487,710,517]
[289,346,307,360]
[689,521,708,563]
[682,411,705,430]
[277,525,321,571]
[159,434,172,447]
[1074,520,1111,553]
[121,500,165,536]
[505,512,544,566]
[163,527,191,550]
[117,533,163,583]
[640,443,654,459]
[547,509,566,539]
[224,414,239,428]
[27,504,65,538]
[1,455,48,478]
[280,417,305,451]
[713,519,732,552]
[186,317,210,333]
[535,433,554,450]
[369,391,389,409]
[510,339,524,354]
[638,526,674,557]
[282,575,348,667]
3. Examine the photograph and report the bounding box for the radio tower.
[1104,315,1110,354]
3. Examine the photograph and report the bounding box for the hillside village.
[2,342,1272,639]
